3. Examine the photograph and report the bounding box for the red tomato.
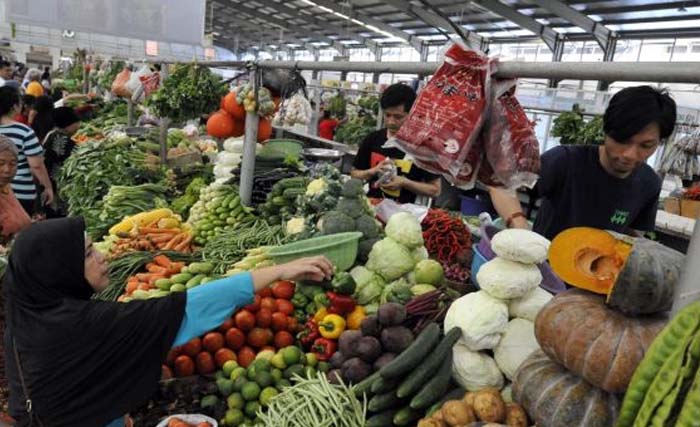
[225,327,246,350]
[202,332,225,353]
[275,299,295,316]
[218,318,235,333]
[257,288,273,298]
[270,312,288,332]
[244,294,261,312]
[196,352,216,375]
[174,355,195,377]
[247,327,273,348]
[166,347,181,366]
[235,310,256,332]
[273,331,295,349]
[214,348,237,368]
[181,338,202,358]
[271,281,295,299]
[237,346,256,368]
[161,365,174,380]
[287,316,299,333]
[260,297,277,312]
[256,308,273,328]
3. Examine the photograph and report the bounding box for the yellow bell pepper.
[314,307,329,323]
[318,314,346,339]
[346,306,367,330]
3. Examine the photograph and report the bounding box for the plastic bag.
[156,414,217,427]
[139,72,160,98]
[479,78,540,189]
[111,68,132,98]
[126,65,152,103]
[393,43,492,178]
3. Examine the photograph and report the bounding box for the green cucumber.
[397,327,462,398]
[154,278,173,291]
[393,405,422,426]
[365,409,399,427]
[188,262,214,275]
[186,274,207,289]
[409,351,454,409]
[171,273,193,284]
[229,196,241,209]
[353,371,381,398]
[425,387,466,417]
[380,323,440,379]
[371,376,399,394]
[368,390,403,413]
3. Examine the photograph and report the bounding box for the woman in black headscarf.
[3,217,333,427]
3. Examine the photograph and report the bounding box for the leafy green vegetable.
[318,211,355,235]
[551,104,604,146]
[326,94,347,118]
[385,212,424,249]
[335,116,376,146]
[172,177,207,217]
[350,266,386,305]
[366,237,416,281]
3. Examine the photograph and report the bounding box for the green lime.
[227,392,245,410]
[275,378,291,389]
[218,378,234,396]
[270,353,287,370]
[281,346,302,366]
[255,371,273,388]
[305,353,318,367]
[215,370,226,380]
[223,360,239,377]
[230,367,247,382]
[252,359,271,372]
[245,400,261,418]
[232,376,248,393]
[317,361,330,373]
[247,365,258,381]
[241,382,261,401]
[201,394,219,408]
[283,364,305,380]
[270,368,283,384]
[225,408,245,426]
[259,386,279,407]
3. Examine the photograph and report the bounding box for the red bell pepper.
[312,337,337,361]
[326,292,356,316]
[297,320,320,349]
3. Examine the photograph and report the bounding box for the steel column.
[240,66,259,207]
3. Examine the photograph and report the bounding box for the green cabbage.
[366,237,416,281]
[380,277,414,305]
[350,266,386,305]
[385,212,424,248]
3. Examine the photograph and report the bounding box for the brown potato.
[418,418,445,427]
[505,403,529,427]
[442,400,476,426]
[433,408,445,422]
[463,392,477,407]
[473,388,506,423]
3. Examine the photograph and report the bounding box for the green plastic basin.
[267,232,363,271]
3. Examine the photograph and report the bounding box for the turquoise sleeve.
[172,272,255,347]
[103,418,124,427]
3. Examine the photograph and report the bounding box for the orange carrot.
[174,235,193,252]
[137,283,153,291]
[153,255,173,268]
[148,234,173,243]
[126,282,138,294]
[163,233,185,251]
[138,227,180,235]
[146,264,169,274]
[135,273,154,282]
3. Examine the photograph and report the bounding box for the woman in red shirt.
[318,111,339,140]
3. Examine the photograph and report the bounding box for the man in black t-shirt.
[490,86,677,240]
[351,84,441,204]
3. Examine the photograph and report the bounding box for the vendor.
[489,85,676,240]
[0,135,31,242]
[42,107,80,218]
[351,84,441,203]
[4,217,334,427]
[318,110,339,140]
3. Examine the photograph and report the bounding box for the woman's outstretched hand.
[278,256,334,282]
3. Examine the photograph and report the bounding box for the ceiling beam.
[217,0,347,54]
[382,0,484,48]
[470,0,562,52]
[248,0,379,51]
[530,0,615,50]
[300,0,424,52]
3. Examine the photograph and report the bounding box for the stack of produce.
[444,229,555,393]
[165,280,300,378]
[354,323,462,427]
[272,93,312,128]
[334,115,376,146]
[325,94,347,118]
[350,213,442,310]
[224,246,276,277]
[207,87,274,142]
[404,288,457,334]
[187,183,254,246]
[421,209,472,283]
[511,227,684,427]
[118,255,216,302]
[417,387,529,426]
[229,167,299,207]
[172,177,209,218]
[212,137,245,184]
[97,183,168,233]
[102,208,194,257]
[285,169,344,234]
[257,177,309,226]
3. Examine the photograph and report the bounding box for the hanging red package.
[478,77,541,189]
[392,44,492,179]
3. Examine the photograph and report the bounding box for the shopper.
[351,83,441,203]
[40,66,51,91]
[29,95,54,144]
[0,60,12,87]
[318,110,339,140]
[23,68,43,97]
[0,136,31,242]
[42,107,80,217]
[0,86,54,216]
[12,95,34,125]
[490,85,676,240]
[3,217,334,427]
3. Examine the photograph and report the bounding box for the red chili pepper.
[326,292,356,316]
[312,337,337,361]
[298,320,320,349]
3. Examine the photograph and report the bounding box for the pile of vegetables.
[119,255,216,301]
[148,64,227,123]
[236,85,276,117]
[229,167,299,207]
[97,183,169,237]
[225,246,276,277]
[187,183,254,245]
[273,93,312,127]
[325,94,347,118]
[418,387,529,426]
[334,114,376,146]
[551,104,604,146]
[421,209,472,283]
[172,177,208,218]
[257,177,309,226]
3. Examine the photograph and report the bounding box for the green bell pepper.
[330,272,356,295]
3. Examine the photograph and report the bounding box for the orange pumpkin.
[223,91,246,120]
[257,117,272,143]
[206,110,235,139]
[231,118,245,138]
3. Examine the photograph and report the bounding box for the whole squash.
[548,227,683,315]
[535,289,666,393]
[512,350,621,427]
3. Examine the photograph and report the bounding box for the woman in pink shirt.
[0,135,31,242]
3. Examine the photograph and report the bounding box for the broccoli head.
[342,179,365,199]
[318,211,356,235]
[337,197,366,219]
[357,237,381,262]
[355,214,380,239]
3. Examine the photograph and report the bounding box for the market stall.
[3,53,700,427]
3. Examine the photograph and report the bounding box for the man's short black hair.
[604,85,677,142]
[380,83,416,112]
[0,86,20,117]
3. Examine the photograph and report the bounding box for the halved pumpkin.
[549,227,683,315]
